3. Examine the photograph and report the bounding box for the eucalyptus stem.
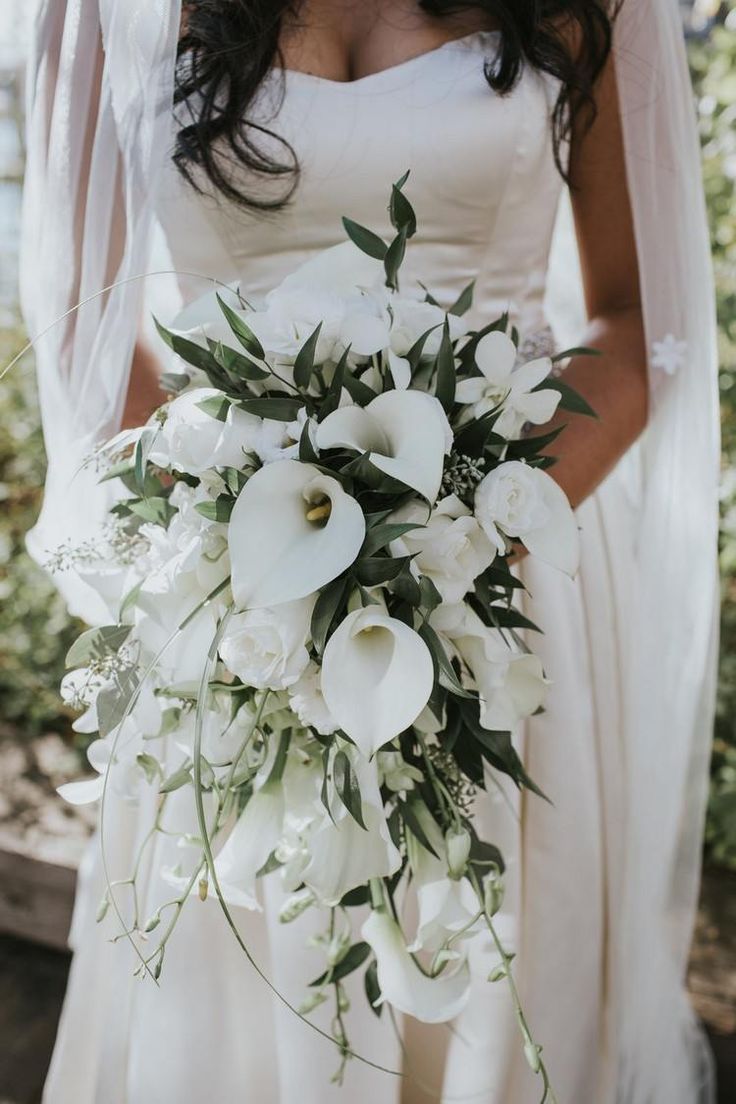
[468,869,558,1104]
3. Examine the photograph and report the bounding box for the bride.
[20,1,719,1102]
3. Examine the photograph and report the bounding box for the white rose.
[287,661,339,736]
[387,295,468,358]
[150,389,261,475]
[219,597,314,690]
[474,461,579,575]
[250,288,346,364]
[254,409,316,464]
[390,495,495,603]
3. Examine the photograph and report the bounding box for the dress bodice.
[156,32,563,336]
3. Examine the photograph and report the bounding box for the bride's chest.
[156,37,563,309]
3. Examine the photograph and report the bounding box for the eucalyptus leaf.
[66,624,132,670]
[333,749,367,830]
[341,217,388,260]
[216,294,265,360]
[239,397,304,421]
[195,496,234,523]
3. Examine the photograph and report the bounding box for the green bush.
[689,8,736,869]
[0,326,79,735]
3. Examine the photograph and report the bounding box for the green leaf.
[551,346,601,363]
[321,345,351,417]
[160,371,191,394]
[154,316,220,375]
[341,371,378,407]
[355,555,412,586]
[293,322,323,390]
[216,294,265,359]
[196,395,231,422]
[406,324,442,372]
[341,217,387,260]
[340,886,370,908]
[309,942,371,987]
[212,341,269,382]
[159,762,193,794]
[364,958,383,1016]
[66,624,132,670]
[418,575,443,616]
[389,175,417,238]
[434,318,456,411]
[238,397,304,421]
[265,731,291,786]
[449,280,475,317]
[96,667,141,738]
[361,522,422,557]
[129,497,178,527]
[534,379,598,419]
[400,799,440,859]
[384,227,408,290]
[417,621,475,699]
[136,752,162,785]
[298,417,319,463]
[195,496,234,523]
[134,428,157,494]
[333,749,367,829]
[119,579,144,620]
[311,575,349,655]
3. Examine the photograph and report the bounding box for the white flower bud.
[279,889,316,924]
[524,1040,542,1073]
[483,864,505,917]
[445,826,471,880]
[298,990,329,1015]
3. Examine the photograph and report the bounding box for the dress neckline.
[276,29,499,89]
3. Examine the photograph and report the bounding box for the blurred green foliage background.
[0,5,735,865]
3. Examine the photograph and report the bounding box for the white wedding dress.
[36,28,715,1104]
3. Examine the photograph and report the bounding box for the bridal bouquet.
[57,176,590,1091]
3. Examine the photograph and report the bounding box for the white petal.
[303,803,401,905]
[514,389,560,426]
[214,785,284,910]
[455,378,488,405]
[275,241,383,295]
[474,330,516,386]
[388,351,411,390]
[57,776,104,805]
[229,461,365,608]
[316,405,389,455]
[321,608,434,756]
[521,469,580,577]
[367,391,449,503]
[362,909,471,1023]
[340,314,391,356]
[508,357,553,395]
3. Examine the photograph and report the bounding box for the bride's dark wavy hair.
[174,1,617,211]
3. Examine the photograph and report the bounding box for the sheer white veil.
[20,1,719,1100]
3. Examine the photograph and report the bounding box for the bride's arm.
[122,339,165,428]
[534,49,648,509]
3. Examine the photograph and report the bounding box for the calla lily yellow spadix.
[321,607,434,757]
[228,460,365,609]
[316,389,450,503]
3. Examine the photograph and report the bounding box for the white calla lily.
[321,608,434,756]
[475,461,579,576]
[229,460,365,608]
[275,240,384,295]
[362,909,471,1023]
[316,390,450,503]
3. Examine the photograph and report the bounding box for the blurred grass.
[0,11,735,866]
[0,325,79,735]
[690,6,736,869]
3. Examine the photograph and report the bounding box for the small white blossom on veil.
[652,334,688,376]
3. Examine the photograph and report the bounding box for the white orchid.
[474,460,579,576]
[302,750,401,904]
[404,804,482,953]
[362,909,471,1023]
[215,782,285,910]
[321,607,434,757]
[389,494,496,603]
[228,460,365,608]
[219,597,314,691]
[316,390,451,503]
[456,330,560,439]
[433,604,549,731]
